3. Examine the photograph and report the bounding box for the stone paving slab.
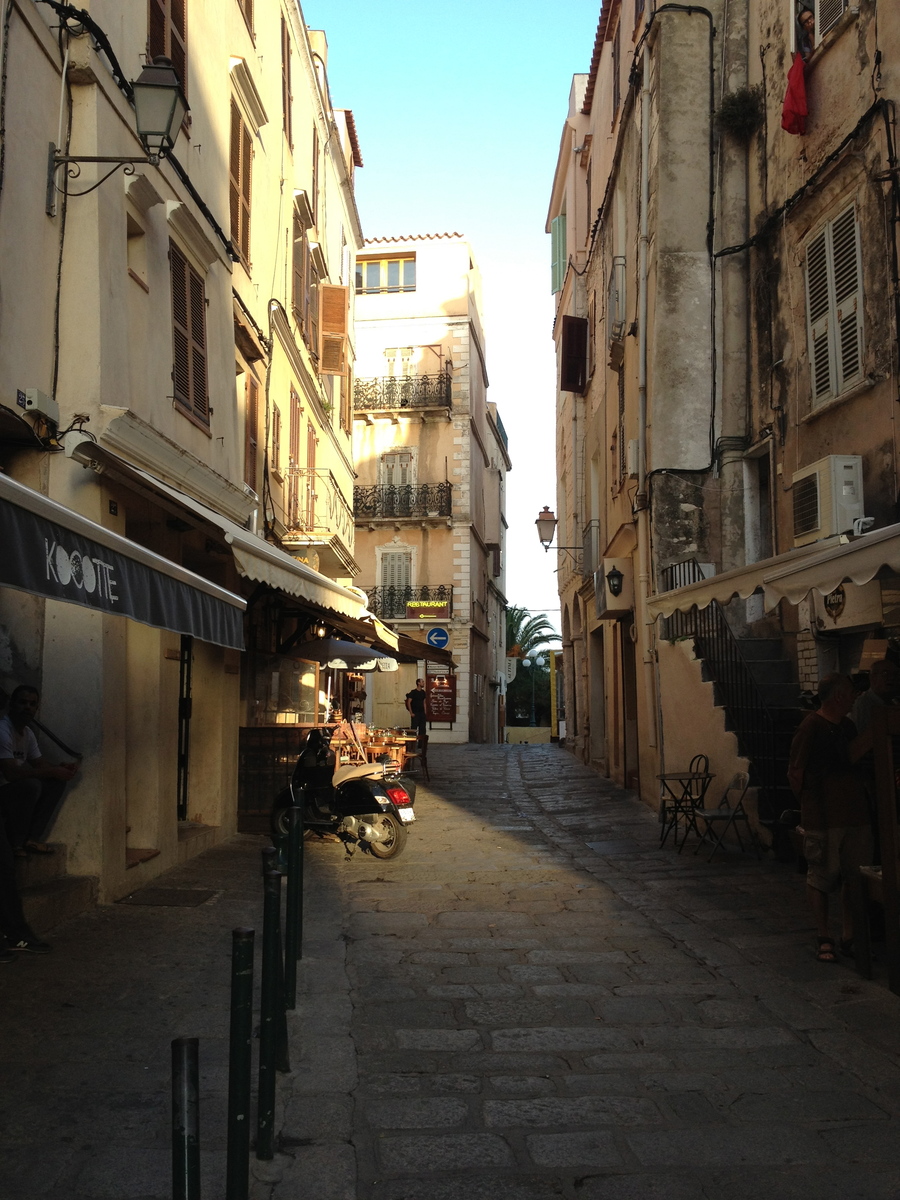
[3,743,900,1198]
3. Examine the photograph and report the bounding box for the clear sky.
[303,0,602,635]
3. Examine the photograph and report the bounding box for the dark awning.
[0,473,245,649]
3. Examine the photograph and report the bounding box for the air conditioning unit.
[792,455,863,547]
[607,255,626,344]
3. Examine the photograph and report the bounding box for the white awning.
[644,529,900,620]
[62,439,371,621]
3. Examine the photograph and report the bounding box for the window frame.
[243,373,259,492]
[355,255,417,295]
[281,15,292,148]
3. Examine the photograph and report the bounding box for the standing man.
[0,685,78,856]
[405,678,428,740]
[788,673,872,963]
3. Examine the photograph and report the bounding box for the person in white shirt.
[0,685,78,856]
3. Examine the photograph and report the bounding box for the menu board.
[426,673,456,723]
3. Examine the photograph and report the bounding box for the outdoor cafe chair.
[691,770,761,861]
[659,753,712,849]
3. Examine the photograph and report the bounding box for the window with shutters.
[292,206,311,328]
[169,241,208,426]
[612,22,621,117]
[271,404,282,476]
[380,451,415,488]
[355,256,416,294]
[244,375,259,491]
[229,101,252,268]
[281,16,292,146]
[287,386,302,525]
[318,283,349,376]
[311,128,319,225]
[804,205,864,406]
[306,424,317,528]
[383,347,417,378]
[550,214,567,294]
[149,0,187,95]
[236,0,252,34]
[380,549,412,592]
[792,1,851,52]
[339,371,352,433]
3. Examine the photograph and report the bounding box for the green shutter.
[551,214,567,294]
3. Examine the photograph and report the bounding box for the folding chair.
[692,771,761,861]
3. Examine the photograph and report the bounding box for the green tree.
[505,607,559,727]
[506,606,559,660]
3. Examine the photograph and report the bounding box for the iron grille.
[366,584,453,620]
[354,483,452,520]
[353,372,452,412]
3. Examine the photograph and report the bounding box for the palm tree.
[506,606,559,659]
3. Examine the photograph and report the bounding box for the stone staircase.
[17,843,98,935]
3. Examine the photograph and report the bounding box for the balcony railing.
[354,482,452,520]
[283,467,355,547]
[353,371,452,412]
[365,584,453,620]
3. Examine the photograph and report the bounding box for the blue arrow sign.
[426,627,450,649]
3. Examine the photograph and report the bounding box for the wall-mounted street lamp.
[521,654,546,727]
[46,56,188,214]
[606,566,624,597]
[535,506,582,554]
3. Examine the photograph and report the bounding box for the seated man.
[0,685,79,856]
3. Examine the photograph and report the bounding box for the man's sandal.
[816,937,838,963]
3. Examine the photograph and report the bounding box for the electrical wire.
[0,0,14,202]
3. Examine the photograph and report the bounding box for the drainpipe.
[634,48,657,750]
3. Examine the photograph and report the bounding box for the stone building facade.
[352,235,510,743]
[548,0,900,829]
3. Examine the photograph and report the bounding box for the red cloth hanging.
[781,52,808,135]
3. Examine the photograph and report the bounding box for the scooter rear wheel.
[365,813,408,859]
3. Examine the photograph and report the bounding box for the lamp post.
[534,506,583,554]
[521,655,546,727]
[47,56,189,214]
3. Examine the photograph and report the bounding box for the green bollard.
[172,1037,200,1200]
[284,805,304,1008]
[256,870,283,1160]
[225,928,254,1200]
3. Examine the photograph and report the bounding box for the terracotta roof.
[582,0,619,115]
[363,232,464,244]
[343,109,363,167]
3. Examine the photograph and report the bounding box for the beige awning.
[648,535,851,619]
[762,522,900,606]
[64,440,371,622]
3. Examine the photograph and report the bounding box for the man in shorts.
[788,673,872,963]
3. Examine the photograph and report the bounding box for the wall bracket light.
[46,56,188,215]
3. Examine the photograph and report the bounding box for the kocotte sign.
[0,493,244,649]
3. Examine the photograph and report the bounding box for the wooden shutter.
[229,102,252,267]
[170,242,208,423]
[244,376,259,491]
[340,370,352,432]
[560,315,588,394]
[319,284,349,375]
[272,404,281,474]
[550,214,567,293]
[805,227,833,402]
[170,243,191,409]
[306,424,317,527]
[148,0,187,94]
[288,387,301,524]
[281,16,292,146]
[381,551,411,590]
[830,207,863,391]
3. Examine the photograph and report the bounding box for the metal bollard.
[261,844,278,875]
[283,804,304,1008]
[172,1036,200,1200]
[225,928,254,1200]
[256,869,286,1159]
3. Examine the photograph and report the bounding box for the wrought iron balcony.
[354,482,452,520]
[365,584,453,620]
[353,371,452,413]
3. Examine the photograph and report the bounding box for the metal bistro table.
[658,770,715,850]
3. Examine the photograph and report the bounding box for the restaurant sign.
[406,599,450,619]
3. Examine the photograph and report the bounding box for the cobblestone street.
[3,744,900,1198]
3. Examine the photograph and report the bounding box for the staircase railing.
[659,560,778,821]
